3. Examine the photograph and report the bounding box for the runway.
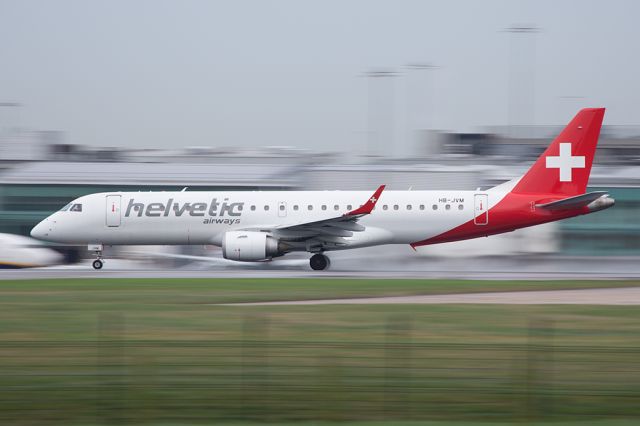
[1,267,639,280]
[227,286,640,306]
[3,254,640,280]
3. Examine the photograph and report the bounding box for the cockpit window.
[70,204,83,212]
[60,203,72,211]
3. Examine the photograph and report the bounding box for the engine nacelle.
[222,231,282,261]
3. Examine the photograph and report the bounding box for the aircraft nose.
[30,219,49,240]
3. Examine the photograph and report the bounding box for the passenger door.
[106,195,121,227]
[474,194,488,225]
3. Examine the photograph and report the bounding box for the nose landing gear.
[309,253,330,271]
[89,244,104,270]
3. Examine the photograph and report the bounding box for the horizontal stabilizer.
[535,191,610,211]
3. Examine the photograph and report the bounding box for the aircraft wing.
[242,185,385,247]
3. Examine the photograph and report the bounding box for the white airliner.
[31,108,614,270]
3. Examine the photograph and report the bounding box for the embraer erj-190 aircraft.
[31,108,614,270]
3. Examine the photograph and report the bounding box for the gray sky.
[1,0,638,152]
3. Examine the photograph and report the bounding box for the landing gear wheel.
[310,254,330,271]
[89,244,104,270]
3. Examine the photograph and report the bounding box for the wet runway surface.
[1,268,639,280]
[3,254,640,280]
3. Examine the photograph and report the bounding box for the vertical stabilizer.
[511,108,605,196]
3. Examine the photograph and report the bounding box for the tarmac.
[1,267,639,280]
[2,254,640,281]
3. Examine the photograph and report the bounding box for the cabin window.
[347,204,352,210]
[293,205,299,211]
[308,205,313,211]
[70,204,83,212]
[264,205,269,211]
[406,205,412,210]
[445,204,451,210]
[419,204,425,210]
[458,204,464,210]
[383,205,388,210]
[250,205,256,211]
[432,204,438,210]
[279,205,285,211]
[393,205,399,210]
[334,205,339,210]
[237,205,243,211]
[321,205,327,211]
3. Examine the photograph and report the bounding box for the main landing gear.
[89,244,104,270]
[309,253,330,271]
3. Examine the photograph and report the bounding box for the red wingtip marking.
[346,185,386,216]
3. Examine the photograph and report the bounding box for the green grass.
[1,277,639,305]
[0,278,639,425]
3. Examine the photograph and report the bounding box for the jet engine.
[222,231,285,261]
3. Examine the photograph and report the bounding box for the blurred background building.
[1,120,639,265]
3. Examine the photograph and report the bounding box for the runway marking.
[223,287,640,306]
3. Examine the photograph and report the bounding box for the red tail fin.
[512,108,605,196]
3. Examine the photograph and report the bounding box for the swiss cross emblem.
[545,143,585,182]
[370,196,377,203]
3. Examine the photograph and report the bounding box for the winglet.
[345,185,386,216]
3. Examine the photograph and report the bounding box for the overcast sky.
[0,0,638,152]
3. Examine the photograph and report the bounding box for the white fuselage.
[31,189,504,249]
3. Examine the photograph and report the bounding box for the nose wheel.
[89,244,104,270]
[309,253,330,271]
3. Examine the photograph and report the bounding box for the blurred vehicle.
[31,109,614,271]
[0,233,62,268]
